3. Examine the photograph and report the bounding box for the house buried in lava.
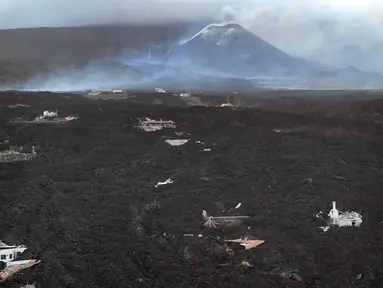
[0,138,37,163]
[33,110,78,123]
[136,118,176,132]
[0,241,41,281]
[10,110,78,124]
[328,201,362,227]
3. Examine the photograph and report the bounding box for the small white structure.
[0,241,27,263]
[328,201,362,227]
[32,110,77,123]
[180,92,191,97]
[64,115,78,121]
[137,118,176,132]
[319,226,330,232]
[155,88,166,93]
[165,139,188,146]
[34,110,59,121]
[43,110,57,118]
[155,178,173,188]
[220,103,234,107]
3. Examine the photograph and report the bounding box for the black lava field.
[0,91,383,288]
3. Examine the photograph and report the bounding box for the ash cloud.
[220,6,237,23]
[226,0,383,72]
[1,0,382,71]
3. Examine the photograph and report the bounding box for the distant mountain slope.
[0,25,185,64]
[0,23,382,90]
[0,58,143,90]
[0,59,54,87]
[306,66,383,88]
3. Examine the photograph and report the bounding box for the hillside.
[0,58,144,89]
[0,25,184,63]
[0,24,186,89]
[0,58,54,87]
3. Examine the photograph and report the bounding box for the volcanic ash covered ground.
[0,92,383,287]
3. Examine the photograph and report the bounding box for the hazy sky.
[1,0,382,71]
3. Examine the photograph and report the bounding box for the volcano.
[148,22,383,88]
[169,23,312,78]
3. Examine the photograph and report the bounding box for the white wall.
[0,247,27,263]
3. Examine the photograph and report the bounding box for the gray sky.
[1,0,382,71]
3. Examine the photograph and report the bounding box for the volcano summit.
[173,23,311,77]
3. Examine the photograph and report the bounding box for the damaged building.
[0,241,41,281]
[34,110,77,122]
[10,110,78,124]
[136,118,176,132]
[0,141,37,163]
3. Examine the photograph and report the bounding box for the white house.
[0,241,27,263]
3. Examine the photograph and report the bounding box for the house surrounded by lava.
[137,118,176,132]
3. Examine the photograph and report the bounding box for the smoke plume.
[220,6,236,23]
[222,0,383,71]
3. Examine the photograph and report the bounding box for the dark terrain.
[0,91,383,287]
[0,24,186,87]
[0,25,185,62]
